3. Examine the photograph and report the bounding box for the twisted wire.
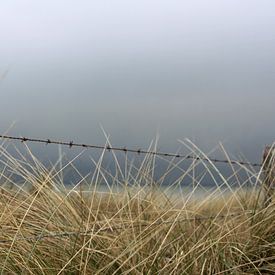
[0,134,262,167]
[0,212,247,244]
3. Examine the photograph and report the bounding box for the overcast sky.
[1,0,275,161]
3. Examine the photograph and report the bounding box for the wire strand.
[0,212,247,244]
[0,134,262,167]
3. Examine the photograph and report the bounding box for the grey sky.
[1,0,275,161]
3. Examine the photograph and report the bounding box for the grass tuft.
[0,141,274,274]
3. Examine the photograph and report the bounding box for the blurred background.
[1,0,274,165]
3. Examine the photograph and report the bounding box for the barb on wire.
[0,134,261,167]
[0,212,247,244]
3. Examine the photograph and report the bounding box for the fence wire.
[0,134,262,167]
[0,212,248,244]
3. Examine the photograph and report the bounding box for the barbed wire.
[0,212,248,244]
[0,134,262,167]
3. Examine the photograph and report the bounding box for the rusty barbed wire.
[0,134,261,167]
[0,211,248,244]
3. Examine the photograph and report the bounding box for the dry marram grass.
[0,141,274,274]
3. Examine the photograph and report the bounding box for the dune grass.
[0,140,274,274]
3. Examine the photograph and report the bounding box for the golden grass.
[0,140,274,274]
